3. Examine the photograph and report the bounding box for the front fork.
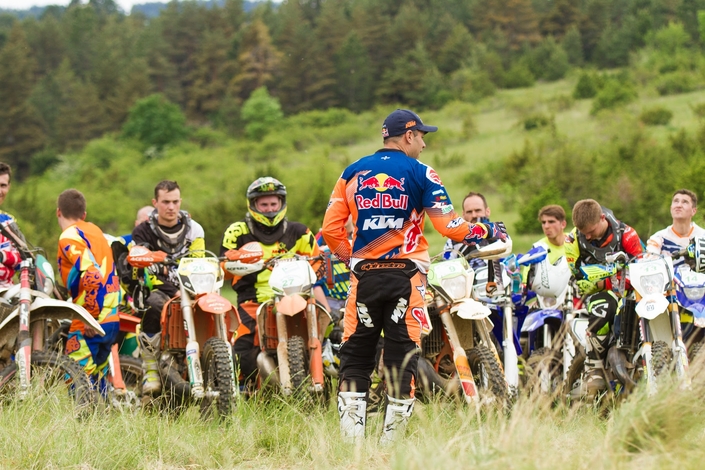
[306,300,324,393]
[180,284,204,399]
[668,287,690,388]
[438,309,477,404]
[503,303,520,394]
[16,261,33,398]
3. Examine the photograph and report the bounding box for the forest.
[1,0,705,255]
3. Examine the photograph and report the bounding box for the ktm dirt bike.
[565,251,689,400]
[224,242,332,400]
[0,219,98,410]
[417,239,511,406]
[127,246,237,418]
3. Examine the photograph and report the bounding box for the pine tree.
[335,31,373,112]
[350,0,393,81]
[277,1,336,112]
[104,57,153,127]
[230,19,281,101]
[437,23,474,74]
[539,0,580,38]
[472,0,541,50]
[186,29,236,121]
[24,14,65,76]
[0,23,46,179]
[53,59,110,151]
[561,25,584,65]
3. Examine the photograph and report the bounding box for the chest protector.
[577,207,625,264]
[148,210,192,256]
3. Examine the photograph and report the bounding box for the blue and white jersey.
[647,223,705,268]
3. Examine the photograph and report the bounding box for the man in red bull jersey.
[322,109,507,444]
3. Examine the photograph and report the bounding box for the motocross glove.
[577,279,599,296]
[485,221,508,240]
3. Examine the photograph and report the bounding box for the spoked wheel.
[651,340,672,377]
[200,337,234,420]
[563,350,586,404]
[288,335,308,391]
[0,351,93,412]
[111,355,143,410]
[416,356,452,400]
[466,345,508,406]
[525,347,563,397]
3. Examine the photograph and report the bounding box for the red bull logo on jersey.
[355,193,409,210]
[358,173,405,192]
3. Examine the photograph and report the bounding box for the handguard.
[126,245,168,268]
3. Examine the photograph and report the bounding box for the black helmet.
[246,177,287,228]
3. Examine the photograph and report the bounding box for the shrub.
[241,87,284,140]
[502,63,535,89]
[449,68,496,102]
[122,94,188,149]
[691,102,705,119]
[523,113,553,131]
[639,106,673,126]
[591,79,637,114]
[655,71,696,96]
[515,184,570,235]
[573,72,599,99]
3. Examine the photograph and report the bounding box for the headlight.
[440,276,467,301]
[639,273,664,295]
[684,286,705,301]
[190,273,216,294]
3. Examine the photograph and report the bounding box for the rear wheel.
[525,347,562,396]
[0,351,93,412]
[466,345,508,406]
[200,337,234,419]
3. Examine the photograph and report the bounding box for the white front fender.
[451,299,492,320]
[0,298,105,336]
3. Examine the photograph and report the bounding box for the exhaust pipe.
[256,352,280,388]
[607,346,636,391]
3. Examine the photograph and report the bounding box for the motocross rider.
[0,163,21,290]
[521,204,569,283]
[131,180,205,395]
[565,199,643,395]
[647,189,705,268]
[322,109,507,444]
[220,177,319,390]
[646,189,705,335]
[57,189,121,379]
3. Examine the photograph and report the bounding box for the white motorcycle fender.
[635,294,669,320]
[0,298,106,336]
[451,299,491,320]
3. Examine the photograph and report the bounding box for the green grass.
[3,363,705,468]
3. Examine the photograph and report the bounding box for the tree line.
[1,0,704,180]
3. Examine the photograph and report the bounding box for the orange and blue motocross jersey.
[322,149,492,270]
[58,220,121,331]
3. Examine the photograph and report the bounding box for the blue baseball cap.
[382,109,438,139]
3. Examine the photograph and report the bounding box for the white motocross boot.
[379,395,415,446]
[138,332,162,395]
[338,391,367,442]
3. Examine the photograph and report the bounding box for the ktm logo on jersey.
[362,215,404,230]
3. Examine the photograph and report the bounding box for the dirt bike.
[0,219,100,410]
[516,245,581,394]
[224,242,331,399]
[418,239,511,406]
[127,246,237,418]
[565,251,689,399]
[469,245,521,399]
[672,237,705,361]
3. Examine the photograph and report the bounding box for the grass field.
[2,359,705,469]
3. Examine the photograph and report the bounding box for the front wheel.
[0,351,94,412]
[200,338,235,419]
[288,335,308,391]
[466,345,508,406]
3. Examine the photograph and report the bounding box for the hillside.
[6,74,705,260]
